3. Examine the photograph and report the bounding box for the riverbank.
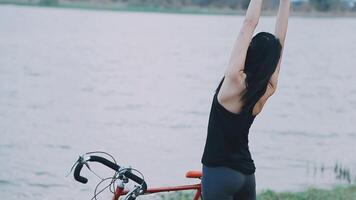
[158,185,356,200]
[1,0,356,17]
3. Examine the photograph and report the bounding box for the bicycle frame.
[113,170,203,200]
[113,183,202,200]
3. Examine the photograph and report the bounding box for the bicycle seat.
[185,171,202,179]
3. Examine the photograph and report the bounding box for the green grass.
[157,185,356,200]
[258,186,356,200]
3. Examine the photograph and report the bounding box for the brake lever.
[65,154,91,177]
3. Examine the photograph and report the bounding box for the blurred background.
[0,0,355,200]
[0,0,356,13]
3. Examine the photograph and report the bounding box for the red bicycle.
[70,152,202,200]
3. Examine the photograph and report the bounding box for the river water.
[0,5,356,200]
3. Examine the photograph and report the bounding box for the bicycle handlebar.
[73,155,147,193]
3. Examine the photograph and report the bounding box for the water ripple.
[0,179,16,186]
[268,130,338,138]
[34,171,55,177]
[27,183,68,188]
[45,144,71,150]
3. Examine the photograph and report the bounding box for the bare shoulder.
[217,72,247,114]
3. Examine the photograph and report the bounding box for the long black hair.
[242,32,282,111]
[217,32,282,112]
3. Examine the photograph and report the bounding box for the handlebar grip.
[73,162,88,184]
[89,156,120,171]
[72,155,147,193]
[89,156,147,192]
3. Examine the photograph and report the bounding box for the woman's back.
[201,81,256,175]
[201,80,258,200]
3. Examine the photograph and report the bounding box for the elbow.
[268,82,277,94]
[225,70,246,86]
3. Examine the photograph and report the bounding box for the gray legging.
[202,165,256,200]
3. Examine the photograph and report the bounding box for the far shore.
[1,1,356,18]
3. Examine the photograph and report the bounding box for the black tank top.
[201,81,256,175]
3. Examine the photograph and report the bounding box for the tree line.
[38,0,356,12]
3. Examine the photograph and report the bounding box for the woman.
[201,0,291,199]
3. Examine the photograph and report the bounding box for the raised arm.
[269,0,291,89]
[225,0,264,81]
[251,0,290,116]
